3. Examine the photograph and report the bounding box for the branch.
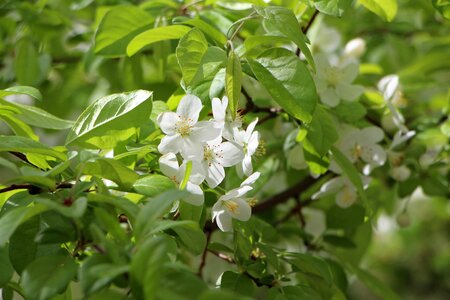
[9,151,41,169]
[0,182,75,194]
[296,10,319,56]
[252,176,316,214]
[197,229,212,277]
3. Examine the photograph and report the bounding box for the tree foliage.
[0,0,449,299]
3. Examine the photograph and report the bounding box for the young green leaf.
[81,158,139,190]
[359,0,398,21]
[0,86,42,101]
[254,6,315,69]
[314,0,353,17]
[66,90,152,149]
[133,174,176,197]
[248,48,318,123]
[0,135,66,160]
[0,245,14,287]
[176,28,208,86]
[127,25,191,56]
[225,50,242,119]
[20,255,78,300]
[95,5,153,57]
[305,106,338,157]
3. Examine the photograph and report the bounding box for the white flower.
[390,165,411,182]
[212,96,242,141]
[194,137,244,188]
[377,75,408,132]
[309,25,342,54]
[157,95,221,160]
[312,175,370,208]
[335,126,387,174]
[314,54,364,107]
[344,38,366,58]
[212,172,260,232]
[233,118,260,177]
[159,153,205,206]
[389,130,415,150]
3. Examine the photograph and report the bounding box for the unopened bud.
[396,212,411,228]
[390,165,411,182]
[344,38,366,58]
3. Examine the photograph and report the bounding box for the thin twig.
[197,229,212,277]
[9,151,41,169]
[296,10,319,56]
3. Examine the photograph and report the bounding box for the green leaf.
[284,253,334,285]
[347,265,401,300]
[330,146,368,205]
[0,99,73,130]
[433,0,450,19]
[9,217,40,274]
[174,17,227,45]
[358,0,398,22]
[323,234,356,248]
[0,113,39,141]
[20,255,78,300]
[130,235,177,300]
[82,158,139,190]
[0,135,66,160]
[314,0,353,17]
[133,174,176,197]
[0,245,14,287]
[0,86,42,101]
[176,28,208,86]
[332,101,367,123]
[95,5,153,57]
[88,194,139,223]
[225,50,242,119]
[66,90,152,149]
[127,25,191,56]
[80,254,129,295]
[220,271,255,297]
[248,48,318,123]
[326,204,365,231]
[14,40,41,86]
[0,205,48,247]
[135,189,187,240]
[254,6,315,69]
[172,222,206,255]
[35,197,87,219]
[306,106,338,157]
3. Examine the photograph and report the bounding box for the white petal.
[232,128,246,146]
[360,127,384,144]
[220,185,253,201]
[191,121,221,143]
[206,161,225,188]
[158,134,182,154]
[320,87,340,107]
[336,83,364,101]
[216,142,244,167]
[180,138,203,161]
[344,38,366,58]
[184,182,204,206]
[226,198,251,221]
[240,172,260,187]
[214,210,233,232]
[335,185,357,208]
[244,118,258,142]
[212,96,227,122]
[312,176,345,199]
[341,62,359,82]
[361,144,386,166]
[157,112,179,135]
[177,94,202,122]
[241,154,253,177]
[247,131,260,156]
[377,75,399,101]
[189,161,206,185]
[159,153,180,179]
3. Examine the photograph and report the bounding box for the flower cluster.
[157,94,261,231]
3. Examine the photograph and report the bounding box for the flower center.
[203,145,216,165]
[175,116,193,137]
[352,144,363,159]
[326,67,341,87]
[224,200,239,214]
[341,185,355,205]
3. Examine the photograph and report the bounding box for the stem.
[197,229,212,277]
[296,10,319,56]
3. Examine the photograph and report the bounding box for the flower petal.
[320,87,340,107]
[191,121,221,143]
[157,112,179,135]
[214,209,233,232]
[240,172,260,187]
[341,62,359,82]
[336,83,364,101]
[335,185,357,208]
[247,131,260,156]
[360,126,384,144]
[158,134,182,155]
[184,182,204,206]
[177,94,203,122]
[361,144,386,166]
[216,142,244,167]
[244,118,258,142]
[159,153,180,179]
[212,96,227,122]
[241,154,253,177]
[226,198,251,221]
[206,161,225,188]
[311,176,345,199]
[220,185,253,201]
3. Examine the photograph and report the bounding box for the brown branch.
[0,182,75,194]
[252,176,316,214]
[197,229,212,277]
[297,10,319,56]
[9,151,41,169]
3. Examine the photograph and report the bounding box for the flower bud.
[390,165,411,182]
[344,38,366,58]
[396,212,411,228]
